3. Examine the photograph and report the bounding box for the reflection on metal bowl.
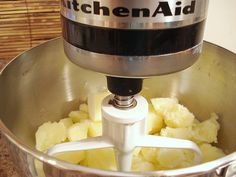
[0,38,236,177]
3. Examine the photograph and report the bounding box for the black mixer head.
[106,76,143,96]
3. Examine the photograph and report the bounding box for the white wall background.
[204,0,236,53]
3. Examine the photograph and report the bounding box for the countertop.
[0,60,21,177]
[0,133,21,177]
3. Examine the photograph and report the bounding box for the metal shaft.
[113,95,136,109]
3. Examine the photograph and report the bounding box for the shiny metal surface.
[113,95,136,109]
[64,40,203,77]
[61,0,208,29]
[0,38,236,176]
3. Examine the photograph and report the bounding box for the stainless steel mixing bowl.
[0,38,236,177]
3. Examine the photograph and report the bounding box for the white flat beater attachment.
[48,95,201,171]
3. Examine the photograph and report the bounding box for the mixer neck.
[106,76,143,96]
[112,95,137,109]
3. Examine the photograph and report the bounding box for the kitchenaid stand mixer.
[48,0,209,171]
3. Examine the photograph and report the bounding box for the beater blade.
[47,136,113,155]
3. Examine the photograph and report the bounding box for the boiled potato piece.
[83,148,117,170]
[200,144,225,163]
[163,104,194,128]
[132,155,156,172]
[160,127,192,140]
[88,122,102,137]
[35,122,67,152]
[151,97,178,115]
[140,147,159,163]
[59,117,73,130]
[88,90,110,122]
[68,122,89,141]
[151,98,194,128]
[133,147,142,156]
[133,161,155,171]
[146,104,164,134]
[192,113,220,143]
[79,103,89,113]
[79,118,92,124]
[157,149,191,169]
[54,151,85,164]
[59,118,73,139]
[69,111,89,123]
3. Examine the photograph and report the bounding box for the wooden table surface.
[0,133,21,177]
[0,60,21,177]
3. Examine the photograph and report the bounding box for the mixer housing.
[61,0,208,78]
[61,0,209,96]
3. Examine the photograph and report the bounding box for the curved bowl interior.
[0,38,236,174]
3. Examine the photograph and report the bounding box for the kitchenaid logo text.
[62,0,196,17]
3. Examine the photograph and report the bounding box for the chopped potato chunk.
[160,127,192,140]
[83,148,117,170]
[151,97,178,115]
[79,103,89,113]
[54,151,85,164]
[68,122,89,141]
[36,122,67,152]
[151,98,194,128]
[59,118,73,130]
[133,147,142,156]
[157,149,192,169]
[88,122,102,137]
[140,148,159,163]
[200,144,225,162]
[163,104,194,128]
[132,155,156,172]
[88,90,110,121]
[69,111,89,123]
[192,113,220,143]
[133,161,156,171]
[146,104,164,134]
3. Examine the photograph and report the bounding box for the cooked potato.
[163,104,195,128]
[160,127,192,140]
[35,122,67,152]
[68,122,89,141]
[133,161,156,171]
[69,110,89,123]
[83,148,117,170]
[151,97,178,115]
[59,117,73,130]
[151,98,194,128]
[140,147,159,163]
[79,103,89,113]
[157,149,190,169]
[54,151,85,164]
[88,90,110,121]
[200,143,225,162]
[192,113,220,143]
[133,147,142,156]
[88,122,102,137]
[132,155,156,172]
[146,104,164,134]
